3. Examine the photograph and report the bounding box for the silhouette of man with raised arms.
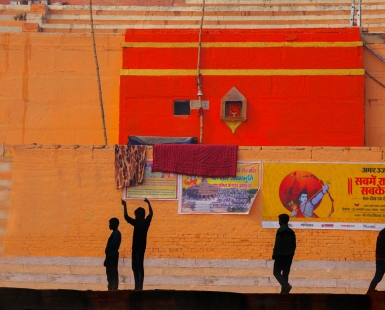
[272,213,296,294]
[104,217,121,290]
[121,198,153,290]
[367,228,385,294]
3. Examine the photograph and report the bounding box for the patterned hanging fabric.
[114,145,146,189]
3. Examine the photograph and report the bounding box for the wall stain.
[1,33,10,75]
[106,34,110,66]
[21,34,31,144]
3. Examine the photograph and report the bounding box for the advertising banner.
[124,161,177,200]
[263,162,385,230]
[178,162,260,214]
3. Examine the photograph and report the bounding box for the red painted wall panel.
[124,47,362,70]
[124,29,361,43]
[120,28,364,146]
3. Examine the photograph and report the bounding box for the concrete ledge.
[0,25,22,32]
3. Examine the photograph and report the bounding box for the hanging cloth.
[114,145,146,189]
[152,144,238,178]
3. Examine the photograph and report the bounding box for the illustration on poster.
[279,171,334,219]
[179,163,260,214]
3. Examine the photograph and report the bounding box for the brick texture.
[22,23,40,32]
[2,144,383,262]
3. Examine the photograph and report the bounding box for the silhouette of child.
[104,217,121,290]
[121,198,153,290]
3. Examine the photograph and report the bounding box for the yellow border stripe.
[122,42,363,48]
[120,69,365,76]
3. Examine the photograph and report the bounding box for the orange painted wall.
[0,145,12,255]
[3,144,383,261]
[0,32,384,148]
[0,33,123,145]
[119,28,364,146]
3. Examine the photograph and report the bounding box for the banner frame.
[123,160,178,201]
[262,161,385,231]
[178,160,261,215]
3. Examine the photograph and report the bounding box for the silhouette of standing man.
[122,198,153,290]
[104,217,121,290]
[367,228,385,294]
[272,214,296,294]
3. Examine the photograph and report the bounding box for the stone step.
[40,25,385,35]
[45,4,385,12]
[45,13,357,21]
[40,27,123,33]
[185,0,379,4]
[43,12,385,21]
[1,3,384,33]
[0,15,15,21]
[0,25,22,32]
[0,5,30,11]
[39,3,385,33]
[0,256,384,293]
[365,27,385,32]
[41,22,352,30]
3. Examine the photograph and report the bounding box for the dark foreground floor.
[0,288,384,310]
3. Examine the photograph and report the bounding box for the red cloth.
[152,144,238,178]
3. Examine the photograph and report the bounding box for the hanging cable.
[197,0,205,144]
[89,0,108,145]
[363,43,385,89]
[364,43,385,63]
[366,72,385,89]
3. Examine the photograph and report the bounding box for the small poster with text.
[178,161,260,214]
[125,161,177,200]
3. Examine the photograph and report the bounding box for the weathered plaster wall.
[0,33,123,145]
[4,144,384,261]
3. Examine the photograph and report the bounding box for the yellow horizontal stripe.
[120,69,365,76]
[122,42,363,48]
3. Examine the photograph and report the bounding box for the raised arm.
[121,199,135,225]
[144,198,153,220]
[310,184,329,206]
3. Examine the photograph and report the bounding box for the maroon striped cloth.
[152,144,238,178]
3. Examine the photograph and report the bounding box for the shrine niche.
[220,87,247,134]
